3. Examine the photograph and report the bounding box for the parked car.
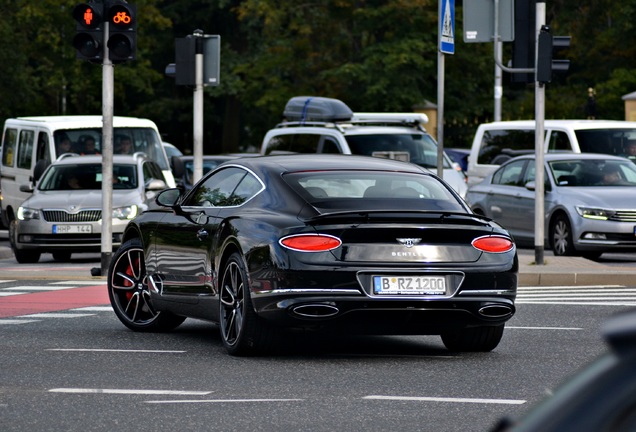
[175,155,240,191]
[491,308,636,432]
[162,142,183,159]
[445,147,470,172]
[108,154,517,356]
[465,153,636,258]
[10,153,169,263]
[260,96,468,197]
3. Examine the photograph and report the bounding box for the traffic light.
[106,0,136,62]
[72,2,104,62]
[511,0,536,83]
[536,25,571,84]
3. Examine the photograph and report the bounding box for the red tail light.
[279,234,342,252]
[472,236,514,253]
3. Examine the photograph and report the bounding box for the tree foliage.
[1,0,635,152]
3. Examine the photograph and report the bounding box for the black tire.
[219,252,275,356]
[52,251,72,262]
[441,324,505,352]
[9,220,41,263]
[551,214,576,256]
[108,238,185,332]
[13,249,41,264]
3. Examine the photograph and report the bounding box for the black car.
[108,154,518,356]
[492,308,636,432]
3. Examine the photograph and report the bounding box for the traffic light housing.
[72,2,104,62]
[536,26,571,84]
[511,0,536,83]
[106,0,136,62]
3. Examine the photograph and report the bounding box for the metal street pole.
[192,30,204,184]
[101,21,114,276]
[534,2,546,265]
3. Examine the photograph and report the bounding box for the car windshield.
[283,170,465,212]
[38,163,138,191]
[345,133,452,169]
[53,127,169,170]
[549,159,636,187]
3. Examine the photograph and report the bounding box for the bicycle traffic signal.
[106,0,137,62]
[72,2,104,62]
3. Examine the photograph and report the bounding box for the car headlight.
[112,205,138,220]
[576,206,614,220]
[17,206,40,221]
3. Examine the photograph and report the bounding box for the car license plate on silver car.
[373,275,446,295]
[53,225,92,234]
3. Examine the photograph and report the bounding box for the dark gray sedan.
[465,153,636,258]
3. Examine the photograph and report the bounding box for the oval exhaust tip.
[292,304,339,318]
[479,305,513,318]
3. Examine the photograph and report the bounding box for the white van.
[0,115,176,227]
[466,120,636,185]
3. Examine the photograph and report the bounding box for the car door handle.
[197,229,209,241]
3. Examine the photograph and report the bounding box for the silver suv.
[260,96,468,198]
[10,153,168,263]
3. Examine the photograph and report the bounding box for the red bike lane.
[0,285,110,318]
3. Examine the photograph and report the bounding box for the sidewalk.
[0,244,633,286]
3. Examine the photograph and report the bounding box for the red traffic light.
[72,3,102,29]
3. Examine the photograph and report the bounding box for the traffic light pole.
[534,2,546,266]
[193,30,204,185]
[101,20,114,277]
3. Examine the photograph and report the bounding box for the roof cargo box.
[283,96,353,122]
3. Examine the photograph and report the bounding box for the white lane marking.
[71,306,112,312]
[145,398,305,404]
[49,388,212,395]
[0,280,17,284]
[506,326,582,330]
[21,313,95,318]
[517,301,636,306]
[0,286,80,291]
[49,281,106,285]
[363,395,525,405]
[0,319,40,325]
[0,292,26,296]
[47,349,186,353]
[519,285,624,289]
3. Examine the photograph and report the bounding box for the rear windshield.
[53,127,168,170]
[38,163,138,191]
[283,171,466,212]
[345,133,452,169]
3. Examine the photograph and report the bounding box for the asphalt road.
[1,277,633,431]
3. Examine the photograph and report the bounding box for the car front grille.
[610,211,636,223]
[42,210,102,222]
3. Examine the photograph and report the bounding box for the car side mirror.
[19,184,34,193]
[155,188,182,208]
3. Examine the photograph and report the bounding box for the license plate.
[52,224,92,234]
[373,275,446,295]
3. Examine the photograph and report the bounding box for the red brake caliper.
[124,258,137,301]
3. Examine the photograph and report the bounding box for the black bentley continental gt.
[108,154,518,356]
